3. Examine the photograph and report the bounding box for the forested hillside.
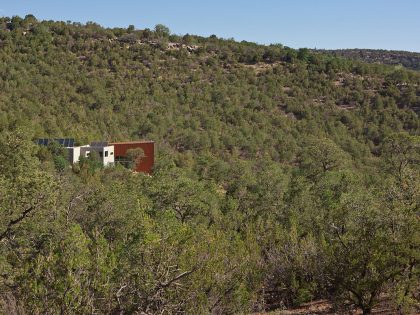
[0,15,419,314]
[317,48,420,71]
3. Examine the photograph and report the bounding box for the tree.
[126,147,145,170]
[299,137,349,179]
[77,151,103,176]
[54,155,69,172]
[127,24,135,33]
[297,48,310,62]
[325,187,419,314]
[381,133,420,182]
[154,24,170,37]
[0,130,58,313]
[0,130,57,242]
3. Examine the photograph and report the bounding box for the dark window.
[105,151,108,157]
[115,156,129,162]
[115,155,130,168]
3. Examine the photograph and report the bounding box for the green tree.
[0,130,58,312]
[154,24,170,37]
[299,136,349,179]
[382,133,420,182]
[325,186,419,314]
[126,147,145,170]
[0,130,57,242]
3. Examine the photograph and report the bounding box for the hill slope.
[0,15,419,314]
[315,48,420,71]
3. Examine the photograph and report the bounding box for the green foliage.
[299,136,350,178]
[53,155,69,172]
[77,151,103,176]
[125,147,145,170]
[154,24,170,37]
[0,15,419,314]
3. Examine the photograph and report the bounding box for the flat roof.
[110,140,154,144]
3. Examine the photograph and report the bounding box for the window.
[115,155,130,168]
[105,151,108,157]
[115,156,129,162]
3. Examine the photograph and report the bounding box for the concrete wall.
[101,145,114,166]
[41,141,117,167]
[79,145,114,166]
[66,145,88,164]
[67,147,80,164]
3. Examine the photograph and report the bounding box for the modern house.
[36,138,154,174]
[68,142,115,166]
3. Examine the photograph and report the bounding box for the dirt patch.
[253,300,333,315]
[243,62,281,74]
[252,296,417,315]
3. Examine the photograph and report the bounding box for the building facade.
[111,141,155,174]
[37,138,154,173]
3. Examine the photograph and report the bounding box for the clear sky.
[0,0,419,52]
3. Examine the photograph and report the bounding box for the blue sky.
[0,0,419,52]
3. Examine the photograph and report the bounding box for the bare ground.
[253,297,419,315]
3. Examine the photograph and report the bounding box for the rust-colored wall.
[110,141,154,174]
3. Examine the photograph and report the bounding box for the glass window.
[105,151,108,157]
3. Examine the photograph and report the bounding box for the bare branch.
[0,205,34,241]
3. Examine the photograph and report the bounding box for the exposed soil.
[253,297,419,315]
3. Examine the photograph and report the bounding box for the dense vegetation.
[0,15,419,314]
[317,48,420,71]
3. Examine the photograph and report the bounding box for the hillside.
[315,48,420,71]
[0,15,419,314]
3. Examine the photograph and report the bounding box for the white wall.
[102,145,114,166]
[62,144,115,167]
[67,146,82,164]
[78,145,115,166]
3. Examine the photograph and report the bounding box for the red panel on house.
[110,141,155,174]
